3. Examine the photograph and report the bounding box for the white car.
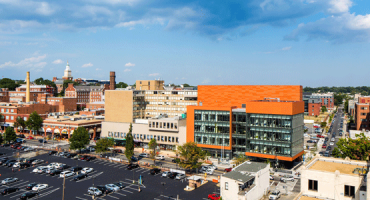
[330,142,334,146]
[270,175,274,180]
[60,171,75,178]
[32,159,44,165]
[12,162,21,168]
[139,153,149,158]
[155,155,165,160]
[105,184,120,192]
[162,171,170,178]
[207,165,217,170]
[32,184,48,191]
[24,147,34,152]
[33,166,48,173]
[81,167,93,174]
[280,175,294,182]
[1,177,18,185]
[205,169,214,175]
[269,190,281,199]
[303,134,310,138]
[88,187,102,196]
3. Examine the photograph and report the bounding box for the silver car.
[88,187,102,196]
[175,173,186,180]
[1,177,18,185]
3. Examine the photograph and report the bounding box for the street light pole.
[62,175,66,200]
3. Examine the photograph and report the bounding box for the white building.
[349,130,370,139]
[301,156,370,200]
[220,161,269,200]
[62,62,73,80]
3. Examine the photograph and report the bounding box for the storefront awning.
[107,137,126,141]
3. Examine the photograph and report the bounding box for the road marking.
[160,195,177,200]
[114,191,127,196]
[84,194,106,200]
[77,172,104,183]
[75,197,88,200]
[106,194,120,199]
[0,180,25,188]
[29,187,60,200]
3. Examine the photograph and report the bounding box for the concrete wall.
[105,90,133,123]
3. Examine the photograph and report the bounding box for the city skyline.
[1,0,370,87]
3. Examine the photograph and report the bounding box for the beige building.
[105,89,197,123]
[136,80,164,90]
[101,117,186,150]
[301,156,370,200]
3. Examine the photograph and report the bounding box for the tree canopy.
[125,123,134,163]
[0,78,20,90]
[116,82,128,88]
[63,80,79,89]
[4,127,16,143]
[95,138,115,153]
[303,86,370,95]
[14,117,26,134]
[321,106,327,113]
[0,133,3,144]
[69,127,90,151]
[34,77,57,92]
[332,133,370,160]
[148,138,158,163]
[26,111,43,134]
[178,142,206,170]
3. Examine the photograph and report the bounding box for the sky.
[0,0,370,87]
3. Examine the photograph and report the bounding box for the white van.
[155,155,165,160]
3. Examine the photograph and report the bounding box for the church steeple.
[62,61,73,80]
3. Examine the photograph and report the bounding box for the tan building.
[101,117,186,150]
[0,88,9,102]
[136,80,164,90]
[301,156,369,200]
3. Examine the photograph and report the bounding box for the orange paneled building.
[187,85,304,164]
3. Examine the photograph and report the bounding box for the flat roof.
[309,160,364,175]
[299,196,322,200]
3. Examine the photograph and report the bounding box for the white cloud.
[328,0,352,14]
[52,59,63,64]
[0,54,47,69]
[125,62,135,67]
[149,73,159,76]
[124,68,131,72]
[81,63,93,68]
[281,46,292,51]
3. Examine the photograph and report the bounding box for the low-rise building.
[65,83,109,104]
[220,161,269,200]
[86,102,105,110]
[0,88,9,102]
[301,156,369,200]
[303,92,334,115]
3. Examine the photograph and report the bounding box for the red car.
[26,136,34,139]
[322,144,327,148]
[316,135,324,138]
[208,194,221,200]
[224,168,232,172]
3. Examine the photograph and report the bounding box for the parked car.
[169,172,179,179]
[70,166,83,172]
[331,138,335,142]
[49,151,57,155]
[112,182,125,189]
[73,173,88,181]
[205,169,214,175]
[20,163,31,169]
[269,190,281,200]
[1,177,18,185]
[32,159,44,165]
[96,185,112,194]
[87,187,102,196]
[127,163,139,170]
[32,184,48,191]
[270,175,274,180]
[26,136,34,139]
[172,158,180,163]
[207,165,217,170]
[322,144,327,148]
[150,168,161,175]
[330,142,334,146]
[26,183,38,190]
[1,187,19,195]
[81,167,94,174]
[316,134,324,138]
[50,169,62,176]
[155,155,165,160]
[112,149,122,153]
[280,175,294,182]
[162,171,171,178]
[327,146,332,150]
[26,158,36,164]
[105,184,120,192]
[130,156,138,161]
[60,171,75,178]
[175,173,186,180]
[224,168,232,172]
[38,139,47,143]
[139,153,149,158]
[20,192,38,200]
[208,194,221,200]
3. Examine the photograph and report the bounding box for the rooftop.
[43,114,103,124]
[308,159,367,175]
[223,171,255,183]
[234,161,268,173]
[222,161,267,183]
[299,196,322,200]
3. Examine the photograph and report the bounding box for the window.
[6,116,9,119]
[225,182,228,190]
[11,116,14,120]
[361,113,367,116]
[361,119,367,122]
[308,180,318,191]
[361,107,368,110]
[344,185,355,198]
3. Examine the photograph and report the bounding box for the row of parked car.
[0,157,43,169]
[1,178,50,199]
[87,182,126,196]
[49,150,96,161]
[32,161,94,180]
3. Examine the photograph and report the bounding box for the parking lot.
[0,147,217,200]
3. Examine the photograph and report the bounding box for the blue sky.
[0,0,370,87]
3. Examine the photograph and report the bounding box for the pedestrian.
[12,168,14,173]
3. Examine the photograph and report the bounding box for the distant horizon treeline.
[304,86,370,96]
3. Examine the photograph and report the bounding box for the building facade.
[303,93,334,115]
[136,80,164,90]
[62,62,73,80]
[186,85,304,162]
[65,84,109,103]
[0,88,9,102]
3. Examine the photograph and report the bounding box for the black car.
[113,182,125,189]
[73,173,88,181]
[339,133,343,136]
[127,164,139,170]
[3,159,15,166]
[38,139,47,143]
[327,146,332,150]
[96,185,112,194]
[1,144,10,147]
[20,192,38,199]
[7,161,16,167]
[20,163,30,169]
[49,151,57,155]
[1,187,19,195]
[71,166,83,172]
[49,169,62,176]
[169,172,179,179]
[57,165,70,170]
[26,158,37,164]
[150,168,161,175]
[0,158,8,165]
[66,153,76,158]
[325,137,329,141]
[26,183,38,190]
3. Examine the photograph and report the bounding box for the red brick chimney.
[110,71,116,90]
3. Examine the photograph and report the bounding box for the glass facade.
[194,110,230,146]
[194,109,304,159]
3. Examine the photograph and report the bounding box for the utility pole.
[62,175,66,200]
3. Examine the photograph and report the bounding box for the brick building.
[65,84,109,103]
[0,88,9,102]
[303,92,334,115]
[355,96,370,131]
[8,85,55,103]
[86,102,105,110]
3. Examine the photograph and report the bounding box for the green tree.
[4,127,16,143]
[178,142,206,170]
[0,78,20,90]
[320,122,327,129]
[34,77,57,93]
[125,123,135,163]
[182,83,191,87]
[344,100,349,113]
[69,127,90,152]
[62,80,79,90]
[0,133,3,144]
[233,154,248,166]
[14,117,26,134]
[321,106,327,113]
[26,111,43,135]
[116,82,128,88]
[95,138,115,154]
[332,133,370,160]
[148,138,158,164]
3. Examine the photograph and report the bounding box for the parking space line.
[113,191,127,196]
[120,188,133,193]
[106,194,120,199]
[84,194,106,200]
[160,195,177,200]
[0,180,25,188]
[75,197,88,200]
[30,187,60,199]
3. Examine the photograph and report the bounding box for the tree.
[69,127,90,152]
[125,123,134,163]
[344,100,349,113]
[62,80,79,90]
[0,133,3,144]
[148,138,158,164]
[14,117,26,134]
[0,113,3,123]
[332,133,370,160]
[178,142,206,170]
[116,82,128,88]
[34,77,57,93]
[233,154,248,166]
[321,106,327,113]
[26,111,43,135]
[95,138,115,154]
[182,83,191,87]
[320,122,327,129]
[0,78,20,90]
[4,127,16,143]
